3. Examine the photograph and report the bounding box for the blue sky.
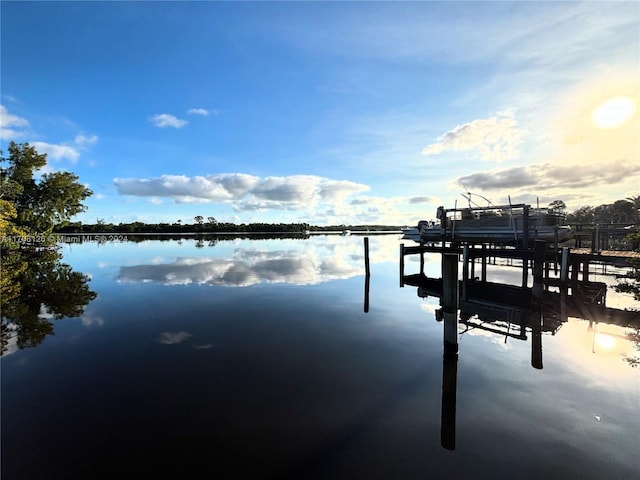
[1,1,638,226]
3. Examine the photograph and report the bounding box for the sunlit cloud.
[114,174,369,211]
[149,113,188,128]
[0,105,30,140]
[422,108,525,162]
[31,141,80,163]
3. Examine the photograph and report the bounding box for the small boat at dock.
[402,220,436,241]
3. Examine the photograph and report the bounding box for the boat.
[402,220,436,241]
[419,202,574,245]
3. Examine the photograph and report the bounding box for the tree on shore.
[1,142,93,239]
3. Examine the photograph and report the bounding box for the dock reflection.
[400,250,639,451]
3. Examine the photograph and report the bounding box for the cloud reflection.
[115,240,390,287]
[157,331,192,344]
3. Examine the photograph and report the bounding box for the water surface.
[2,235,638,479]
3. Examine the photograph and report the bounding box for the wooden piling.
[560,247,570,284]
[442,253,459,355]
[481,245,487,282]
[462,245,469,301]
[364,237,370,313]
[399,243,405,287]
[532,240,545,300]
[363,237,370,276]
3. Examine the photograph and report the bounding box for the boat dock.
[400,241,639,290]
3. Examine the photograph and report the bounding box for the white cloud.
[114,173,370,211]
[74,134,98,147]
[149,113,188,128]
[0,104,30,140]
[422,109,526,162]
[187,108,210,116]
[31,141,80,163]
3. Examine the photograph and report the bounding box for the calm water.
[2,235,639,479]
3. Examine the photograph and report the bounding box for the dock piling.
[442,253,459,356]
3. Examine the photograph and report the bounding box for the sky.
[1,1,639,226]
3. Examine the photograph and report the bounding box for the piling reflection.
[1,248,97,356]
[400,246,639,451]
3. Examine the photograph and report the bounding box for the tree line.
[562,197,640,225]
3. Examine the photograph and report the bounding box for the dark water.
[2,235,639,479]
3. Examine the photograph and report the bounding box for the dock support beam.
[532,240,545,301]
[442,253,459,356]
[399,243,405,287]
[363,237,370,313]
[560,247,570,284]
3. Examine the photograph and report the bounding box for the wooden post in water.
[364,237,370,313]
[481,245,487,282]
[522,205,530,250]
[442,253,459,356]
[532,240,545,301]
[560,247,570,284]
[399,243,405,288]
[462,245,469,301]
[521,256,529,289]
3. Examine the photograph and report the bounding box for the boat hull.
[420,226,573,244]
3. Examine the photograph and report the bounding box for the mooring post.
[364,237,370,313]
[399,243,405,287]
[532,240,545,301]
[442,253,459,356]
[521,255,529,289]
[481,245,487,282]
[522,205,529,250]
[560,247,570,284]
[462,245,469,301]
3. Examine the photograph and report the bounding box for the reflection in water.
[401,250,640,451]
[1,248,96,356]
[2,236,639,479]
[117,246,367,287]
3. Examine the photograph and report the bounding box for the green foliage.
[614,232,640,301]
[1,248,97,355]
[0,142,92,240]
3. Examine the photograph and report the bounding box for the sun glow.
[591,96,637,129]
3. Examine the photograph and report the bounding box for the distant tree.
[176,219,182,225]
[194,215,204,225]
[626,195,640,224]
[567,206,595,224]
[548,200,567,214]
[0,142,92,236]
[611,199,634,223]
[207,216,218,226]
